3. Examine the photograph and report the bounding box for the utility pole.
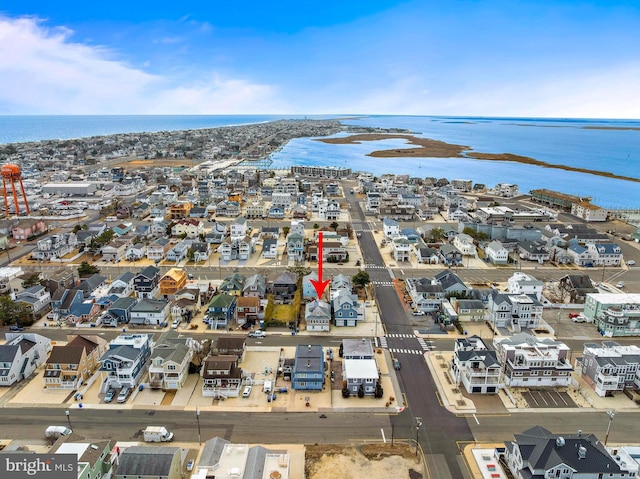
[196,407,202,445]
[604,410,615,445]
[415,417,422,456]
[65,410,72,429]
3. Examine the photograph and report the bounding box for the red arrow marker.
[310,231,330,300]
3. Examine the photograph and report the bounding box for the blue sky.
[1,1,639,117]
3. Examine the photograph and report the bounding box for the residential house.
[168,202,192,219]
[102,296,137,326]
[332,289,364,327]
[219,273,246,296]
[452,233,476,256]
[330,273,352,297]
[218,236,253,261]
[287,233,305,262]
[215,336,247,362]
[111,223,133,237]
[125,242,146,261]
[305,300,331,332]
[150,205,167,220]
[191,241,211,263]
[171,218,204,238]
[14,284,51,315]
[302,271,319,300]
[438,244,463,266]
[207,293,237,329]
[434,270,469,296]
[229,217,248,240]
[391,237,411,262]
[107,271,135,297]
[451,298,486,322]
[406,277,445,312]
[99,333,152,390]
[11,218,47,240]
[43,335,107,390]
[189,206,208,218]
[584,293,640,337]
[292,344,325,390]
[52,440,115,479]
[214,200,240,217]
[129,298,170,326]
[201,355,244,398]
[493,333,573,388]
[343,358,380,397]
[115,446,182,479]
[101,239,128,263]
[571,201,609,221]
[558,274,598,303]
[342,338,375,359]
[246,201,267,219]
[166,241,190,262]
[488,293,543,331]
[43,269,77,296]
[31,233,78,260]
[51,288,98,325]
[485,240,509,265]
[415,245,440,264]
[0,333,51,386]
[517,240,550,263]
[580,341,640,397]
[567,240,597,266]
[508,272,544,301]
[159,268,187,299]
[261,238,278,259]
[235,296,260,325]
[77,274,107,297]
[450,336,502,394]
[146,237,171,262]
[133,265,161,299]
[271,272,298,304]
[586,243,623,266]
[131,202,151,219]
[148,340,193,390]
[504,426,637,479]
[171,287,200,322]
[382,218,400,238]
[242,273,267,298]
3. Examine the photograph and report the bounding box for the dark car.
[241,322,252,330]
[9,324,24,332]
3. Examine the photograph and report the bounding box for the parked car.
[411,310,425,316]
[104,388,116,403]
[187,460,194,472]
[616,281,625,289]
[572,315,587,323]
[568,312,581,319]
[171,319,181,329]
[627,260,636,266]
[242,385,252,398]
[241,322,252,330]
[9,324,24,331]
[117,387,131,403]
[248,330,266,338]
[393,358,401,370]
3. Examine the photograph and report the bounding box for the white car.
[248,330,266,338]
[242,385,252,398]
[171,319,181,329]
[411,310,425,316]
[627,260,636,266]
[572,315,587,323]
[616,281,625,289]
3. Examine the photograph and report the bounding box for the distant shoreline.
[316,133,640,184]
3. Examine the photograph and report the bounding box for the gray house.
[115,446,181,479]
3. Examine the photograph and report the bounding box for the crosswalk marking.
[377,337,388,348]
[365,264,387,269]
[386,333,416,338]
[389,349,424,355]
[417,338,432,351]
[372,281,394,286]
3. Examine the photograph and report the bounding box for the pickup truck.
[248,330,266,338]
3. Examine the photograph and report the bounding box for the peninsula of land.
[316,133,640,184]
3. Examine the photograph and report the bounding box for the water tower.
[1,164,30,217]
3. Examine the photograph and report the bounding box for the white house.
[129,298,171,326]
[0,333,52,386]
[507,272,544,301]
[485,240,509,265]
[382,218,400,238]
[452,233,476,256]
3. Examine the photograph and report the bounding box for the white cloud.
[0,16,285,114]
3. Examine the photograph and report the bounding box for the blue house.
[292,344,325,391]
[302,272,319,299]
[206,293,237,329]
[331,289,364,327]
[99,333,152,390]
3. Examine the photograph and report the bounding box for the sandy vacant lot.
[306,444,422,479]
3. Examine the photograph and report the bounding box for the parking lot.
[521,389,576,408]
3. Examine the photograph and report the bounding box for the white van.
[263,380,272,393]
[45,426,72,439]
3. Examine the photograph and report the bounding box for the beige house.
[43,335,107,390]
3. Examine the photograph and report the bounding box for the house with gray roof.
[405,277,445,312]
[331,289,364,327]
[504,426,638,479]
[14,284,51,315]
[580,341,640,397]
[99,333,152,390]
[434,270,469,296]
[242,273,267,298]
[451,336,501,394]
[148,339,193,390]
[305,300,331,332]
[292,344,324,390]
[129,298,170,326]
[115,446,181,479]
[0,333,51,386]
[558,274,598,303]
[107,271,135,297]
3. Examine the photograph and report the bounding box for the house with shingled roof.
[43,334,107,390]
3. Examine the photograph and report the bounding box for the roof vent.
[577,430,582,437]
[578,446,587,459]
[556,437,565,447]
[308,345,312,351]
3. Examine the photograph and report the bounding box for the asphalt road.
[0,408,392,446]
[344,187,473,479]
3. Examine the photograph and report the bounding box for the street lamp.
[65,410,72,429]
[196,407,202,445]
[415,417,422,456]
[604,410,615,445]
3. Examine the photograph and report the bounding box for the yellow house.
[168,202,193,220]
[159,268,188,298]
[228,191,243,204]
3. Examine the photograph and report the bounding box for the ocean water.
[1,114,639,209]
